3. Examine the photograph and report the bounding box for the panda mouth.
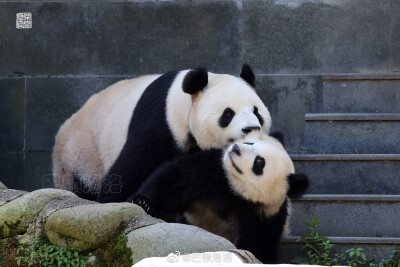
[229,153,243,174]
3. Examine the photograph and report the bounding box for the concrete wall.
[0,0,398,190]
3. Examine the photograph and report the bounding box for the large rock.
[0,189,75,238]
[126,223,236,264]
[0,189,28,207]
[46,203,145,251]
[123,214,165,234]
[0,181,7,190]
[19,196,96,244]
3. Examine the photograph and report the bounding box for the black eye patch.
[219,108,235,128]
[252,156,265,176]
[253,106,264,126]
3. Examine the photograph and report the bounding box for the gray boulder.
[0,189,28,207]
[0,181,7,190]
[20,196,96,244]
[46,203,145,251]
[0,189,75,238]
[126,223,236,264]
[123,214,165,234]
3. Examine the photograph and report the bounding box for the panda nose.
[242,126,261,134]
[231,144,241,156]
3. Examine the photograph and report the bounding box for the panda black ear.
[182,68,208,95]
[269,130,285,146]
[287,173,309,199]
[240,63,256,88]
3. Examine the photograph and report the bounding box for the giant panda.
[129,131,309,263]
[52,64,272,203]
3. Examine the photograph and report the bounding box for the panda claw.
[131,197,153,215]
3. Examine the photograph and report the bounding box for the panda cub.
[129,132,309,263]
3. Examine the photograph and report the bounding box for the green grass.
[292,217,400,267]
[0,234,133,267]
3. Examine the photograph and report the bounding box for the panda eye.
[255,157,264,167]
[252,156,265,176]
[223,108,235,118]
[219,108,235,128]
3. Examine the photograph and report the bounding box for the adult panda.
[52,64,272,202]
[129,131,309,263]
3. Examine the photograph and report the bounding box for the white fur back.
[53,75,159,189]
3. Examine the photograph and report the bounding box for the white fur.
[166,70,192,150]
[283,199,292,236]
[189,73,271,149]
[53,75,160,190]
[223,132,293,213]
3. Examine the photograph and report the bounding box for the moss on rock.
[0,189,76,238]
[92,234,133,267]
[46,203,145,251]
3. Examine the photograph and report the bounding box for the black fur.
[269,130,285,145]
[72,175,97,201]
[218,107,235,128]
[253,106,264,126]
[128,149,309,263]
[287,173,309,199]
[182,67,208,95]
[97,71,199,203]
[186,132,199,153]
[240,64,256,88]
[252,156,265,176]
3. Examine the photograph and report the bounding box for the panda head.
[222,132,309,215]
[183,64,271,149]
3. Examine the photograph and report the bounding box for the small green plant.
[343,248,375,267]
[294,217,400,267]
[378,249,400,267]
[15,235,88,267]
[295,217,334,265]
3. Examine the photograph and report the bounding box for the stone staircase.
[281,74,400,262]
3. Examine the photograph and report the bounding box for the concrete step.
[280,236,400,263]
[304,113,400,154]
[292,154,400,194]
[289,195,400,238]
[321,74,400,113]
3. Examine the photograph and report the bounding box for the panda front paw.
[128,194,154,215]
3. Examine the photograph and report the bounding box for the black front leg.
[235,203,288,263]
[131,164,200,217]
[130,150,229,219]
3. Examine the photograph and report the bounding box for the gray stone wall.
[0,0,398,190]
